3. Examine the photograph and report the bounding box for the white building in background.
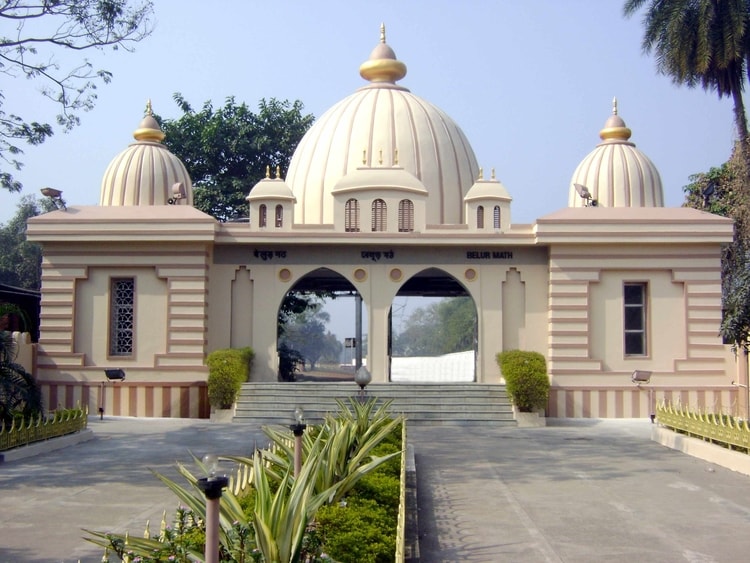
[27,28,739,419]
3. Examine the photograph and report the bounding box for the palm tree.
[624,0,750,145]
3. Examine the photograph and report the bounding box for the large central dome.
[286,26,479,226]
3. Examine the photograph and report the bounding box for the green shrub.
[316,497,396,563]
[497,350,549,412]
[206,347,254,409]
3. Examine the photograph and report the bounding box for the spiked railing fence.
[0,407,88,452]
[657,401,750,453]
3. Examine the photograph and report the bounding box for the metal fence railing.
[657,401,750,453]
[0,407,88,452]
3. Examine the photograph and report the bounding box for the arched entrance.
[277,267,367,381]
[389,268,477,382]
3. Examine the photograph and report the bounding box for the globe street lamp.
[355,366,372,403]
[290,407,306,477]
[197,454,229,563]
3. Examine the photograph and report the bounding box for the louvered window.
[398,199,414,232]
[345,199,360,232]
[275,205,283,228]
[372,199,387,232]
[493,206,501,229]
[477,205,485,229]
[259,205,267,228]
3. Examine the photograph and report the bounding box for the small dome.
[332,166,428,195]
[286,25,479,226]
[569,99,663,208]
[247,166,296,201]
[465,169,512,202]
[100,102,193,207]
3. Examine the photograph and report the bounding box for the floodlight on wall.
[104,368,126,381]
[574,183,598,207]
[168,182,186,205]
[631,370,652,384]
[40,187,67,210]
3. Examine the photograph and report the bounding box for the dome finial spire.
[359,23,407,84]
[612,97,618,116]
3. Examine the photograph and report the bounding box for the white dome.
[286,27,479,226]
[100,108,193,207]
[569,99,663,208]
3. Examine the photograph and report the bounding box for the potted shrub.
[206,347,254,421]
[496,350,550,426]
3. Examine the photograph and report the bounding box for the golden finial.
[612,97,618,115]
[362,149,367,165]
[380,22,386,43]
[145,99,153,116]
[491,168,496,180]
[378,149,383,165]
[478,167,483,180]
[265,165,271,179]
[276,165,281,179]
[394,149,399,165]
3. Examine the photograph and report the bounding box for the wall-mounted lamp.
[168,182,186,205]
[99,369,126,419]
[631,370,654,423]
[574,183,598,207]
[40,187,66,210]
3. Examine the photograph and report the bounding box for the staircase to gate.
[233,383,516,427]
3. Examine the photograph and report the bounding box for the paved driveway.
[1,418,750,562]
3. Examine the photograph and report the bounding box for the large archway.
[277,267,367,381]
[389,268,477,382]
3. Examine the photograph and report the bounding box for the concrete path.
[411,420,750,563]
[1,417,750,562]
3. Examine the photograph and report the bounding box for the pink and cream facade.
[27,31,739,419]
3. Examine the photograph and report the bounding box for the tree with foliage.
[393,296,476,356]
[0,195,54,290]
[279,297,341,371]
[158,94,314,222]
[683,144,750,349]
[0,0,154,192]
[624,0,750,145]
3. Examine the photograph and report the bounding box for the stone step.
[233,382,516,427]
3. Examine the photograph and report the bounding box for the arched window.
[398,199,414,232]
[477,205,485,229]
[275,205,283,228]
[493,205,501,229]
[259,204,267,228]
[345,199,360,232]
[372,199,387,232]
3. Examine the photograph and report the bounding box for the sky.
[0,0,741,340]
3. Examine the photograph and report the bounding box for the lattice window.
[477,205,485,229]
[275,205,283,228]
[110,278,134,357]
[345,199,360,232]
[493,206,501,229]
[398,199,414,232]
[624,282,647,356]
[372,199,387,232]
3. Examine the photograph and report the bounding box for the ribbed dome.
[286,25,479,225]
[100,103,193,207]
[569,99,663,208]
[247,166,296,201]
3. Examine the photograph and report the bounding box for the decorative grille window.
[372,199,387,232]
[493,206,501,229]
[110,278,134,356]
[345,199,360,232]
[477,206,485,229]
[398,200,414,232]
[275,205,283,228]
[624,282,647,356]
[259,205,267,228]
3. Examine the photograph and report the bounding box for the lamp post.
[290,406,306,477]
[355,366,372,403]
[197,454,229,563]
[631,370,654,423]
